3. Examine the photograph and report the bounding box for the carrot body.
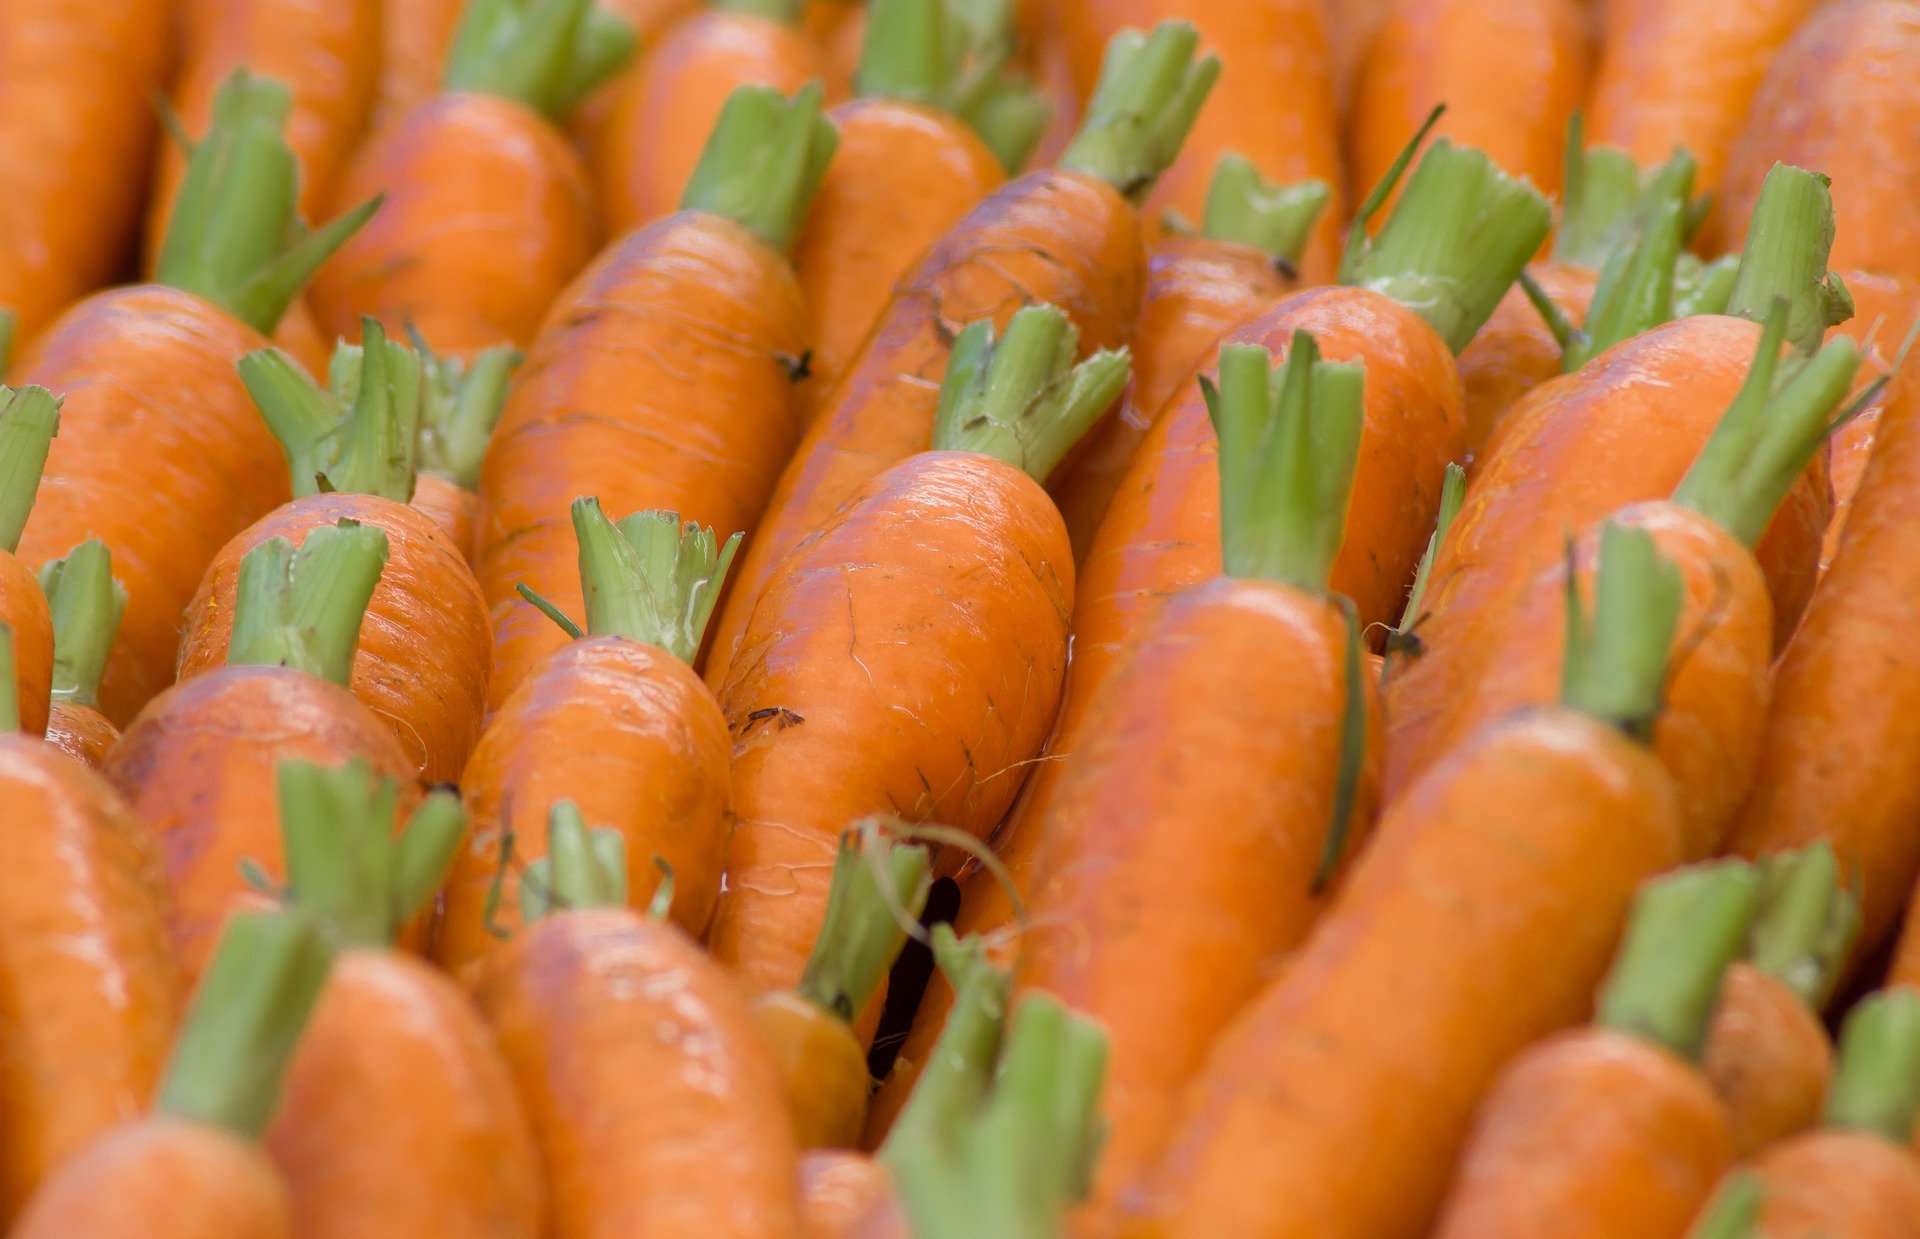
[0,554,52,735]
[565,0,706,152]
[704,169,1141,689]
[103,667,417,980]
[709,451,1073,997]
[0,0,172,345]
[1822,272,1918,568]
[372,0,465,127]
[1744,1129,1920,1237]
[475,213,807,710]
[802,2,866,101]
[310,94,600,356]
[476,908,803,1235]
[266,950,544,1237]
[436,637,731,982]
[43,702,120,767]
[755,992,873,1151]
[800,1150,895,1239]
[175,494,492,786]
[0,736,179,1223]
[411,472,480,560]
[1459,264,1599,464]
[1703,963,1833,1157]
[14,287,290,726]
[270,300,334,378]
[1120,708,1684,1238]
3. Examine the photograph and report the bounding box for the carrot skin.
[755,992,873,1151]
[1742,1129,1920,1237]
[43,702,120,768]
[800,1150,896,1239]
[410,473,481,563]
[1702,963,1833,1158]
[1459,264,1599,465]
[1,553,52,735]
[372,0,466,127]
[564,0,706,152]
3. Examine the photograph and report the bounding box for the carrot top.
[1554,114,1704,271]
[227,521,390,685]
[37,540,126,712]
[930,304,1131,480]
[155,908,335,1142]
[1059,21,1219,203]
[442,0,637,124]
[1823,988,1920,1144]
[1340,110,1553,355]
[1724,164,1853,356]
[418,339,522,492]
[277,757,466,950]
[855,0,1049,174]
[155,70,382,336]
[1559,522,1683,744]
[796,821,933,1025]
[1674,301,1869,548]
[0,624,15,734]
[1385,462,1465,663]
[520,800,631,923]
[1689,1174,1765,1239]
[242,320,425,502]
[1202,155,1330,271]
[1674,254,1740,319]
[0,384,59,555]
[1595,860,1761,1062]
[681,83,839,253]
[1747,844,1859,1012]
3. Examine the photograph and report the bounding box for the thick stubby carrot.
[37,540,129,766]
[475,808,804,1235]
[801,1150,896,1239]
[476,85,830,709]
[438,503,737,981]
[1460,265,1599,462]
[1118,526,1688,1238]
[0,387,60,737]
[0,0,172,346]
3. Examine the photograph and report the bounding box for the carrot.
[0,0,172,346]
[438,500,738,979]
[413,339,523,557]
[800,1150,900,1239]
[12,908,335,1238]
[175,325,493,784]
[262,758,544,1237]
[1017,333,1376,1220]
[0,628,179,1224]
[37,540,127,766]
[0,385,59,736]
[372,0,468,127]
[14,69,378,726]
[704,24,1220,687]
[1117,524,1688,1238]
[474,804,805,1234]
[1326,0,1395,110]
[801,0,866,98]
[475,83,832,710]
[1430,859,1759,1239]
[105,522,412,982]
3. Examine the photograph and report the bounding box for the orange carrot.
[802,0,867,98]
[800,1150,899,1238]
[37,540,126,766]
[0,386,59,736]
[372,0,468,127]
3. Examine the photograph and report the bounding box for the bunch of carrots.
[6,0,1920,1233]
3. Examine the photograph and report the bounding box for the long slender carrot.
[474,804,805,1234]
[438,500,737,979]
[1118,524,1688,1238]
[0,386,59,736]
[37,540,127,766]
[709,304,1129,998]
[0,0,172,347]
[262,758,544,1237]
[412,339,523,558]
[702,23,1213,690]
[175,325,493,785]
[14,70,378,726]
[310,0,636,356]
[475,83,832,710]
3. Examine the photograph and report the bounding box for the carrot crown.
[1674,300,1868,548]
[1595,859,1761,1062]
[1385,462,1465,663]
[1340,109,1553,355]
[155,69,382,336]
[241,319,425,502]
[1824,988,1920,1143]
[418,339,521,491]
[1553,114,1705,270]
[1058,21,1219,203]
[37,540,126,712]
[930,304,1131,481]
[155,909,335,1142]
[1724,164,1853,355]
[681,83,840,254]
[1746,843,1860,1011]
[442,0,638,124]
[1558,522,1683,743]
[276,758,465,951]
[227,520,390,686]
[1202,155,1330,270]
[855,0,1050,174]
[520,800,630,923]
[796,821,933,1024]
[0,624,15,734]
[0,384,59,555]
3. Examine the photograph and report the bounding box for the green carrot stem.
[1675,253,1741,318]
[0,624,16,734]
[1596,859,1762,1062]
[1386,462,1466,660]
[37,540,126,710]
[417,340,521,491]
[0,384,59,554]
[795,822,933,1023]
[569,498,741,662]
[1565,188,1684,371]
[1559,521,1684,743]
[960,75,1051,176]
[226,521,389,685]
[715,0,806,20]
[442,0,638,124]
[882,927,1009,1161]
[0,311,14,376]
[855,0,1049,175]
[241,320,425,501]
[1203,155,1329,266]
[1823,988,1920,1143]
[154,69,382,335]
[1058,21,1220,202]
[1687,1173,1765,1239]
[1552,116,1644,268]
[1724,164,1853,355]
[1746,843,1859,1011]
[681,83,840,254]
[520,800,629,923]
[154,909,335,1141]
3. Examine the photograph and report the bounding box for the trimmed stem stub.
[1203,155,1329,265]
[1559,521,1684,743]
[0,623,16,733]
[1746,843,1859,1011]
[1567,187,1685,371]
[1724,164,1853,355]
[1596,859,1761,1062]
[715,0,806,20]
[569,497,741,663]
[796,821,933,1023]
[1689,1173,1765,1239]
[0,384,59,554]
[1059,21,1219,202]
[1387,461,1466,661]
[855,0,1049,174]
[681,83,839,254]
[442,0,638,124]
[1554,123,1700,271]
[417,339,521,491]
[226,521,389,686]
[242,319,426,501]
[520,800,629,924]
[1824,988,1920,1143]
[37,539,126,709]
[1676,253,1741,319]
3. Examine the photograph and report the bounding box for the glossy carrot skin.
[11,1118,293,1239]
[800,1150,896,1239]
[372,0,465,127]
[0,737,179,1224]
[411,473,480,561]
[755,993,872,1150]
[0,0,172,346]
[1460,264,1599,465]
[795,100,1006,423]
[476,909,804,1236]
[1702,963,1832,1158]
[310,94,600,357]
[476,213,807,710]
[266,951,544,1238]
[1120,709,1684,1238]
[709,452,1073,998]
[704,169,1142,689]
[1742,1130,1920,1237]
[175,494,492,786]
[104,668,419,981]
[436,637,731,984]
[1822,272,1917,569]
[43,702,120,767]
[0,554,52,735]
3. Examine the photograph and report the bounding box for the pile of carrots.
[7,0,1920,1233]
